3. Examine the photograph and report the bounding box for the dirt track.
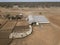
[10,24,60,45]
[0,7,60,45]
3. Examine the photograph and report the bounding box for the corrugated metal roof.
[28,15,50,24]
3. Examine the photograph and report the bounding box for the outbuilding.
[26,15,50,25]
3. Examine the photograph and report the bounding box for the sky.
[0,0,60,2]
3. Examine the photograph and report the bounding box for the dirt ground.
[0,7,60,45]
[10,24,60,45]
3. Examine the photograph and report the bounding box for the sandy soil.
[10,24,60,45]
[16,20,28,26]
[42,8,60,27]
[0,7,60,45]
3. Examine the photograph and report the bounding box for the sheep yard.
[0,6,60,45]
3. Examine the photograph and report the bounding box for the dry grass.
[0,7,60,45]
[43,8,60,27]
[10,24,60,45]
[16,20,28,26]
[0,20,17,31]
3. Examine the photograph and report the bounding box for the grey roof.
[27,15,50,24]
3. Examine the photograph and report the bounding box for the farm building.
[27,15,50,25]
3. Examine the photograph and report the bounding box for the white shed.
[27,15,50,24]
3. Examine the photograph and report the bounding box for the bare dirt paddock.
[0,7,60,45]
[43,7,60,27]
[10,24,60,45]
